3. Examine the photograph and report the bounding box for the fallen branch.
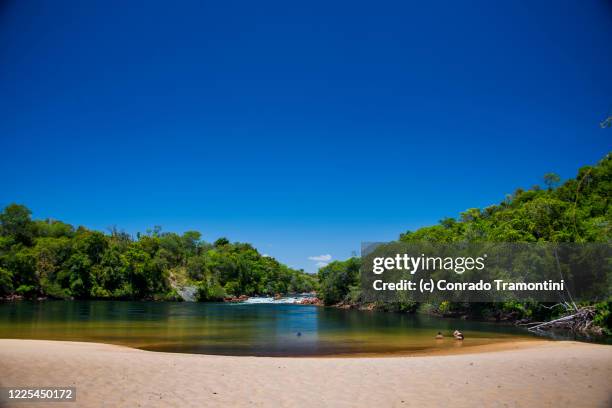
[527,307,597,334]
[517,321,545,327]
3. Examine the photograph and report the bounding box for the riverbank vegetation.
[0,209,316,301]
[317,153,611,335]
[1,153,609,335]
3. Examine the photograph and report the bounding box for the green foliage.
[317,258,361,305]
[224,280,241,296]
[0,267,13,296]
[400,154,611,244]
[0,204,35,245]
[543,172,561,190]
[501,300,532,319]
[0,205,316,301]
[438,301,452,314]
[411,154,611,327]
[196,279,226,301]
[15,284,37,299]
[316,153,612,332]
[593,300,611,335]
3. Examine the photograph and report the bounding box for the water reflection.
[0,301,541,356]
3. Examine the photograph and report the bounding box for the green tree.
[0,204,34,245]
[543,172,561,190]
[0,267,13,296]
[318,258,361,305]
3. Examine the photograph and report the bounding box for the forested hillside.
[0,210,316,301]
[318,153,611,332]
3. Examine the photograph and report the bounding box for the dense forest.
[318,153,611,333]
[0,210,316,301]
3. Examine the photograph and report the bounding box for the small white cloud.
[315,261,329,268]
[308,254,332,262]
[262,254,270,258]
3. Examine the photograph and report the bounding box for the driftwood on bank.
[524,307,601,335]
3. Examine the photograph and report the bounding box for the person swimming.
[435,331,444,339]
[453,330,464,340]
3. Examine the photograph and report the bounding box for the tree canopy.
[317,153,611,330]
[0,210,316,300]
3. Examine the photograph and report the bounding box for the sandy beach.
[0,339,610,407]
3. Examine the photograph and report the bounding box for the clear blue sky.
[1,1,611,272]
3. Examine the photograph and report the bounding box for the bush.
[223,281,240,297]
[0,267,13,296]
[153,289,182,301]
[317,258,361,305]
[502,300,532,319]
[196,280,226,301]
[593,300,611,335]
[89,285,111,299]
[40,279,71,299]
[15,284,37,299]
[438,301,451,314]
[112,283,135,299]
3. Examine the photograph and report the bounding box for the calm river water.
[0,300,539,356]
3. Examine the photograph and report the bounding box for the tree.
[0,267,13,296]
[317,258,361,305]
[0,204,317,300]
[214,237,230,247]
[0,204,34,245]
[182,231,202,257]
[543,172,561,190]
[64,253,92,298]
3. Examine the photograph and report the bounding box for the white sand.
[0,339,611,407]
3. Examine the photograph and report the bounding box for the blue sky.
[0,1,611,272]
